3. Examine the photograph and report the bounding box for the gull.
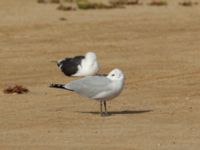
[49,68,125,116]
[55,52,99,77]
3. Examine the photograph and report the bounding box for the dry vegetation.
[38,0,141,10]
[1,0,200,150]
[75,0,114,9]
[38,0,199,9]
[148,0,167,6]
[3,85,29,94]
[72,0,139,9]
[37,0,60,3]
[179,0,198,6]
[109,0,140,6]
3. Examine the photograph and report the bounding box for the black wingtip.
[49,83,64,89]
[49,83,74,91]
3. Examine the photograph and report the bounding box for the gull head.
[85,52,97,62]
[107,68,124,81]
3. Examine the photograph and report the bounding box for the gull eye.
[111,74,115,77]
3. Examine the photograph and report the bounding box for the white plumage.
[49,68,125,116]
[56,52,99,77]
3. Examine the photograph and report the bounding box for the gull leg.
[103,101,108,115]
[100,100,103,116]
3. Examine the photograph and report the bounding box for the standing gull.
[49,68,125,116]
[56,52,99,77]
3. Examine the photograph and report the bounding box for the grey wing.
[65,76,112,98]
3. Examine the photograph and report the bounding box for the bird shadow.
[76,109,153,116]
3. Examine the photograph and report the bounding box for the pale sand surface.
[0,0,200,149]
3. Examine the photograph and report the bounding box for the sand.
[0,0,200,149]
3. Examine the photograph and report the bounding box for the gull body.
[56,52,99,77]
[49,68,125,116]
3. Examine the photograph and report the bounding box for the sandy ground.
[1,0,200,149]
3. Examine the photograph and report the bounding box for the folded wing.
[65,76,112,99]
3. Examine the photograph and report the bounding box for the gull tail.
[49,83,74,91]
